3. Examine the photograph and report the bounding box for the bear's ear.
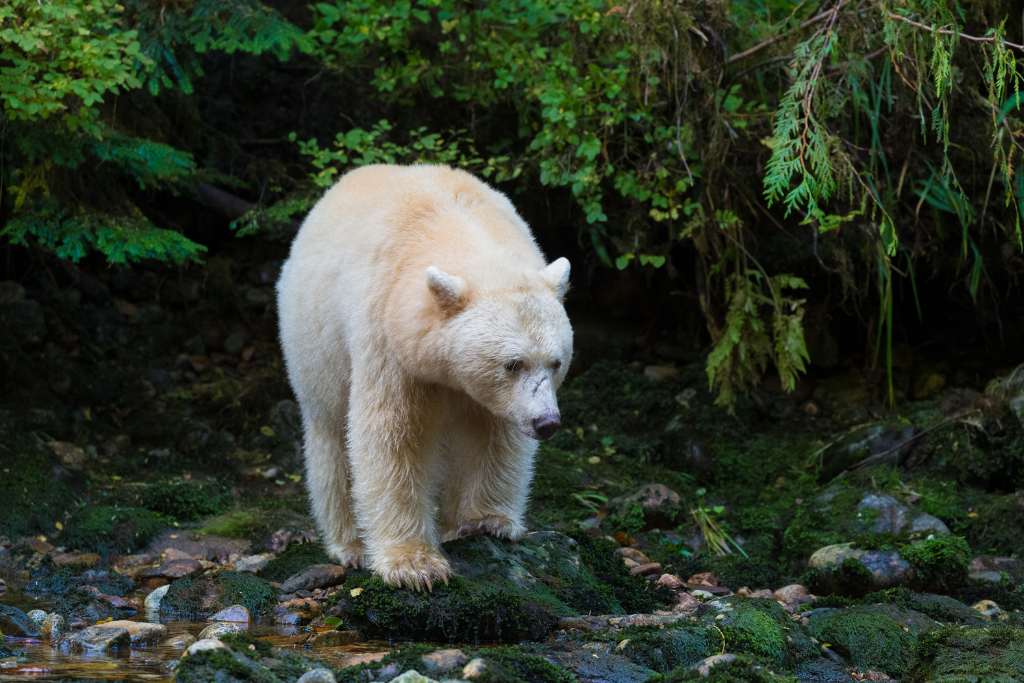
[540,257,571,300]
[426,266,467,312]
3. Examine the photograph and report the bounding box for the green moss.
[909,625,1024,682]
[470,646,575,683]
[334,644,434,683]
[963,492,1024,557]
[196,508,264,539]
[62,505,169,554]
[160,571,276,619]
[803,556,877,598]
[901,535,970,592]
[331,573,560,643]
[258,542,330,582]
[0,443,76,538]
[805,606,917,677]
[176,632,331,683]
[615,625,721,673]
[706,598,816,669]
[862,588,983,624]
[570,532,668,613]
[702,554,785,590]
[137,477,231,521]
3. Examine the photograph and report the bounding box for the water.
[0,593,389,681]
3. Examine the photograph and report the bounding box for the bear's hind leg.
[303,417,364,568]
[440,414,535,543]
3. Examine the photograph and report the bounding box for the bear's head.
[426,258,572,441]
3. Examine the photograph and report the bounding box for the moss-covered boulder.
[0,437,76,539]
[160,571,276,619]
[662,653,799,682]
[329,531,662,643]
[62,505,169,555]
[614,625,723,674]
[700,598,817,669]
[175,632,331,683]
[805,604,938,677]
[258,542,331,583]
[908,625,1024,682]
[901,535,970,592]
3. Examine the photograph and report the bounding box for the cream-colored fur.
[276,164,573,591]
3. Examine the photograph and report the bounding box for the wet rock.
[856,493,910,535]
[147,530,250,563]
[41,613,65,641]
[969,555,1024,583]
[208,604,250,623]
[1010,395,1024,427]
[163,633,196,649]
[692,653,738,677]
[548,641,657,682]
[234,553,275,573]
[673,592,701,614]
[818,423,918,481]
[198,621,246,639]
[144,584,170,611]
[909,625,1024,681]
[610,484,681,528]
[795,658,855,682]
[280,564,347,593]
[909,513,950,536]
[736,587,774,599]
[0,604,40,637]
[297,669,337,683]
[160,571,276,619]
[808,543,911,591]
[61,624,130,653]
[309,629,360,648]
[100,620,167,646]
[185,638,228,656]
[140,558,202,580]
[26,609,46,629]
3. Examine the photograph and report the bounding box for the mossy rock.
[614,625,723,673]
[963,492,1024,557]
[160,571,276,619]
[662,653,798,682]
[901,535,970,592]
[62,505,169,555]
[805,604,937,677]
[176,632,331,683]
[329,531,659,643]
[334,644,574,683]
[701,598,817,669]
[115,477,231,521]
[0,439,76,539]
[862,588,984,625]
[909,625,1024,682]
[258,542,331,583]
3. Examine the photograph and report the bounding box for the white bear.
[276,164,573,591]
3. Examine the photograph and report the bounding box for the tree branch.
[886,12,1024,53]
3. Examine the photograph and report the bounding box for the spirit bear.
[276,164,573,590]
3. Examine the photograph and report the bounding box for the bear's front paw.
[326,540,365,569]
[453,515,526,542]
[374,542,451,592]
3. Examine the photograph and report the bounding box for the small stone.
[690,589,716,600]
[41,613,65,641]
[808,543,911,589]
[693,653,737,677]
[969,555,1023,580]
[673,592,701,614]
[198,621,247,639]
[100,620,167,646]
[163,633,196,649]
[26,609,47,628]
[186,638,228,656]
[629,562,663,577]
[162,548,196,562]
[657,573,685,590]
[144,585,170,612]
[47,441,87,469]
[387,672,435,683]
[420,648,468,673]
[296,669,337,683]
[234,553,275,574]
[687,572,719,587]
[643,365,679,382]
[51,552,101,568]
[281,564,347,593]
[738,588,773,599]
[909,513,950,536]
[309,630,360,648]
[856,493,910,535]
[773,584,814,611]
[208,605,250,623]
[62,625,131,653]
[141,559,202,579]
[462,657,487,679]
[616,547,651,564]
[973,599,1004,620]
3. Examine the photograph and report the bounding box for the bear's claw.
[326,541,365,569]
[374,542,451,592]
[451,515,526,542]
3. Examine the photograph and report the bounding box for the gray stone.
[100,620,167,646]
[910,513,950,536]
[420,648,468,673]
[186,638,228,656]
[26,609,47,628]
[163,633,196,649]
[209,604,250,623]
[692,654,738,677]
[235,553,275,573]
[281,564,347,593]
[198,621,247,639]
[856,493,910,535]
[41,613,65,641]
[387,672,436,683]
[61,625,131,653]
[296,669,337,683]
[809,543,911,588]
[0,604,40,637]
[144,584,170,611]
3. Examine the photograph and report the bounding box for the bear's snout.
[531,412,561,440]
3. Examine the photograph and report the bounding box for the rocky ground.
[1,251,1023,682]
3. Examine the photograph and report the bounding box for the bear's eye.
[504,359,525,373]
[551,359,562,371]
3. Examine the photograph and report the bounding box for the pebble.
[163,633,197,649]
[420,648,468,672]
[687,572,719,587]
[296,669,337,683]
[973,599,1004,620]
[26,609,47,628]
[629,562,663,577]
[909,513,950,536]
[141,559,202,579]
[387,671,436,683]
[657,573,685,590]
[144,584,170,612]
[208,605,250,623]
[616,547,651,564]
[198,622,247,639]
[692,653,737,677]
[672,592,701,614]
[52,552,101,568]
[462,658,487,679]
[235,553,275,573]
[773,584,814,611]
[186,638,228,656]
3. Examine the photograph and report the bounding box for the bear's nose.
[531,413,561,441]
